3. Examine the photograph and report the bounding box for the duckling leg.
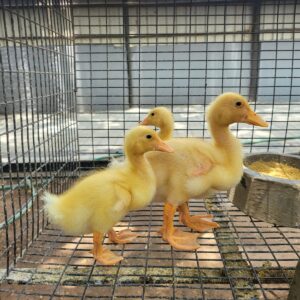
[178,202,219,232]
[160,203,200,251]
[108,228,138,244]
[91,232,123,265]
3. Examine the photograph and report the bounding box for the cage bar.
[0,0,79,275]
[1,0,300,299]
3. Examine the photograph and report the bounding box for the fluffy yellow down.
[143,92,268,206]
[43,126,164,236]
[146,136,243,205]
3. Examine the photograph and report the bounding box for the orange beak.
[245,109,269,127]
[140,117,150,126]
[155,140,174,153]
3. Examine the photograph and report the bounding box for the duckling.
[141,107,174,141]
[141,106,218,232]
[142,93,268,250]
[43,126,173,265]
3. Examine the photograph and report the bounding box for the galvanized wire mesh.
[73,0,300,165]
[0,0,80,276]
[1,194,299,299]
[1,0,300,299]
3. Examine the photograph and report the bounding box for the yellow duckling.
[141,106,219,231]
[141,92,268,251]
[43,126,173,265]
[142,107,174,141]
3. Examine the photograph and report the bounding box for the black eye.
[151,113,155,116]
[146,134,152,139]
[235,101,242,107]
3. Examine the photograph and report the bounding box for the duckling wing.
[189,156,213,177]
[112,184,132,214]
[167,138,215,178]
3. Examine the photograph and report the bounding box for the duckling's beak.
[245,109,269,127]
[140,117,150,125]
[155,141,174,153]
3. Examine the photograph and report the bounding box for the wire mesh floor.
[0,192,299,299]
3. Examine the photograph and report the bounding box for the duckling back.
[43,163,158,235]
[43,169,131,235]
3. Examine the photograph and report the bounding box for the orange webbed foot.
[161,228,200,251]
[178,212,213,220]
[178,203,220,232]
[91,246,123,265]
[180,214,220,232]
[91,231,123,265]
[160,202,201,251]
[108,229,138,244]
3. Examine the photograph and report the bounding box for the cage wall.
[0,1,300,299]
[0,0,80,273]
[73,0,300,163]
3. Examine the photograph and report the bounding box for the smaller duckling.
[43,126,173,265]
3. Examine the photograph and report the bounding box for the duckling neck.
[159,122,173,140]
[209,123,233,146]
[125,151,153,176]
[209,122,243,162]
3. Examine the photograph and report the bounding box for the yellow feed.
[248,161,300,180]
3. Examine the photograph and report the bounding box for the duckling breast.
[186,164,243,198]
[130,183,156,211]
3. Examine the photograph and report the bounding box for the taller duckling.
[43,126,173,265]
[143,93,268,250]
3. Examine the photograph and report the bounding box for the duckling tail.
[42,192,62,225]
[42,191,58,205]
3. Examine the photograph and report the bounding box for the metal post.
[249,0,261,101]
[123,0,133,107]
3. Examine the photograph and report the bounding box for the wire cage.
[1,0,300,299]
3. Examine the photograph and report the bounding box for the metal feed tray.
[230,153,300,228]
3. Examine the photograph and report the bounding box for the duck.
[140,106,219,232]
[141,92,268,251]
[43,126,173,265]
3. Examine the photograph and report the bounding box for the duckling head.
[206,92,269,128]
[140,107,173,129]
[125,126,173,156]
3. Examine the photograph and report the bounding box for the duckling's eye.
[151,113,155,116]
[146,134,152,139]
[235,101,242,107]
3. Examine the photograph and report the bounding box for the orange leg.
[108,228,138,244]
[91,232,123,265]
[178,202,220,232]
[159,203,200,251]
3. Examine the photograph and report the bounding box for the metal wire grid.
[73,0,300,164]
[0,0,80,275]
[0,193,299,299]
[0,0,300,299]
